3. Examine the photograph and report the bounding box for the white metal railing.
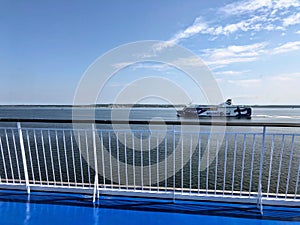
[0,119,300,214]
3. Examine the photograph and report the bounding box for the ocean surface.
[1,106,300,123]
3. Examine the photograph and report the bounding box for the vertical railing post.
[17,122,30,194]
[92,124,99,203]
[172,125,176,202]
[257,126,266,215]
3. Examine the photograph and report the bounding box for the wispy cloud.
[202,42,267,66]
[219,0,300,16]
[171,17,207,43]
[157,17,208,49]
[165,16,268,44]
[219,0,272,15]
[149,1,300,71]
[283,12,300,26]
[271,41,300,54]
[201,40,300,67]
[112,61,133,70]
[171,56,207,68]
[160,0,300,49]
[228,78,261,87]
[112,62,171,71]
[157,0,300,104]
[214,70,250,76]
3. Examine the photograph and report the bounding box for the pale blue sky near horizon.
[1,0,300,105]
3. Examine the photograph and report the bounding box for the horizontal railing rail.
[0,118,300,215]
[2,117,300,127]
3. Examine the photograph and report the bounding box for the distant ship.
[177,99,252,119]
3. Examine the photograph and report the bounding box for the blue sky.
[1,0,300,105]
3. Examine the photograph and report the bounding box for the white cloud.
[207,57,259,67]
[273,0,300,10]
[159,0,300,105]
[162,4,290,46]
[153,18,208,51]
[167,17,207,46]
[222,21,248,34]
[201,40,300,68]
[132,63,171,71]
[187,16,269,37]
[164,0,300,45]
[283,12,300,26]
[156,0,300,71]
[214,70,250,76]
[220,0,299,16]
[171,56,206,68]
[112,61,134,70]
[271,41,300,54]
[112,62,172,71]
[217,0,300,33]
[228,78,261,87]
[202,42,267,66]
[219,0,272,15]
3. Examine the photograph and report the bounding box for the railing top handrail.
[1,117,300,128]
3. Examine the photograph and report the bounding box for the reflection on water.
[25,195,31,225]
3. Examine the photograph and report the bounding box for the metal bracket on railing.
[257,126,266,215]
[92,124,99,203]
[17,122,30,194]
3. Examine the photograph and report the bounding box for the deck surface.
[0,190,300,225]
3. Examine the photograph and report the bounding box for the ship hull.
[177,105,252,119]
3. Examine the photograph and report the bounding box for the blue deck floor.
[0,190,299,225]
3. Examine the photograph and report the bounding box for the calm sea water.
[1,106,300,123]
